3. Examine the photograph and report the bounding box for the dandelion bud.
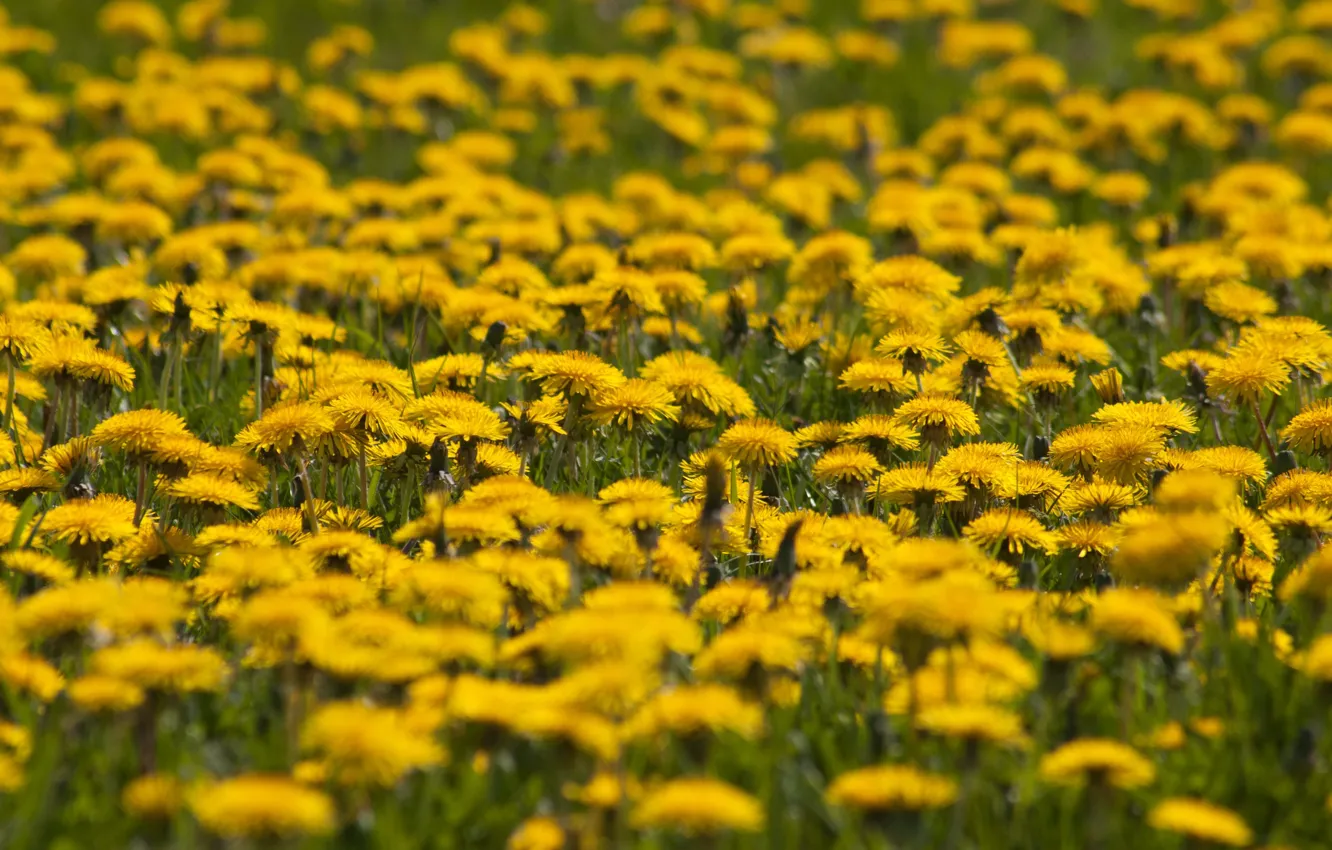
[1090,367,1125,404]
[701,454,726,529]
[1137,295,1162,329]
[426,436,453,493]
[723,288,750,354]
[773,519,802,579]
[1030,434,1050,460]
[1185,361,1209,399]
[1272,449,1298,477]
[482,320,507,353]
[1135,364,1156,397]
[977,306,1008,339]
[169,290,191,333]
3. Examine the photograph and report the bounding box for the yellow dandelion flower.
[1090,589,1184,654]
[630,777,763,833]
[1148,798,1253,847]
[1038,738,1156,788]
[826,764,958,810]
[188,774,335,839]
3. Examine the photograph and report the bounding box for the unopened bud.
[1090,367,1125,404]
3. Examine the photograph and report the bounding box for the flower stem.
[743,461,758,545]
[158,336,175,411]
[133,460,148,525]
[65,383,80,441]
[358,443,369,512]
[175,339,185,411]
[209,329,223,404]
[1251,397,1278,460]
[631,428,641,478]
[949,742,978,848]
[3,354,15,436]
[296,455,320,535]
[253,334,264,421]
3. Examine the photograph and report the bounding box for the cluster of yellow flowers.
[2,0,1332,846]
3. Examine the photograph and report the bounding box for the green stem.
[1252,397,1278,460]
[133,461,147,525]
[253,334,265,421]
[175,338,185,411]
[743,461,758,546]
[358,443,370,512]
[296,455,320,535]
[949,745,978,849]
[209,328,223,404]
[3,354,15,436]
[157,337,175,411]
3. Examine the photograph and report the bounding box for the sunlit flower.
[825,764,958,810]
[188,775,335,839]
[630,778,763,833]
[1148,798,1253,847]
[1039,739,1156,788]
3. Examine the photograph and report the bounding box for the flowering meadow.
[5,0,1332,847]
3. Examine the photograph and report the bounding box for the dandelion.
[90,641,228,694]
[522,350,627,399]
[235,403,335,462]
[893,395,981,464]
[1206,350,1290,457]
[955,329,1011,390]
[1089,367,1125,404]
[122,773,184,820]
[235,401,335,529]
[825,764,959,810]
[508,817,566,850]
[0,316,41,435]
[1021,363,1076,415]
[840,357,916,405]
[717,418,798,540]
[1095,424,1165,484]
[1111,512,1230,588]
[70,675,146,713]
[301,701,444,786]
[814,445,884,512]
[588,379,680,475]
[693,626,808,679]
[27,334,135,439]
[1281,398,1332,459]
[330,388,407,511]
[0,653,65,702]
[162,473,262,514]
[874,464,967,531]
[840,414,921,461]
[44,495,139,569]
[630,778,763,833]
[1148,798,1253,847]
[0,467,60,504]
[1092,400,1198,435]
[188,774,335,839]
[1090,589,1184,654]
[1039,738,1156,788]
[876,329,950,381]
[92,408,193,520]
[915,704,1029,746]
[624,684,765,741]
[964,509,1060,562]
